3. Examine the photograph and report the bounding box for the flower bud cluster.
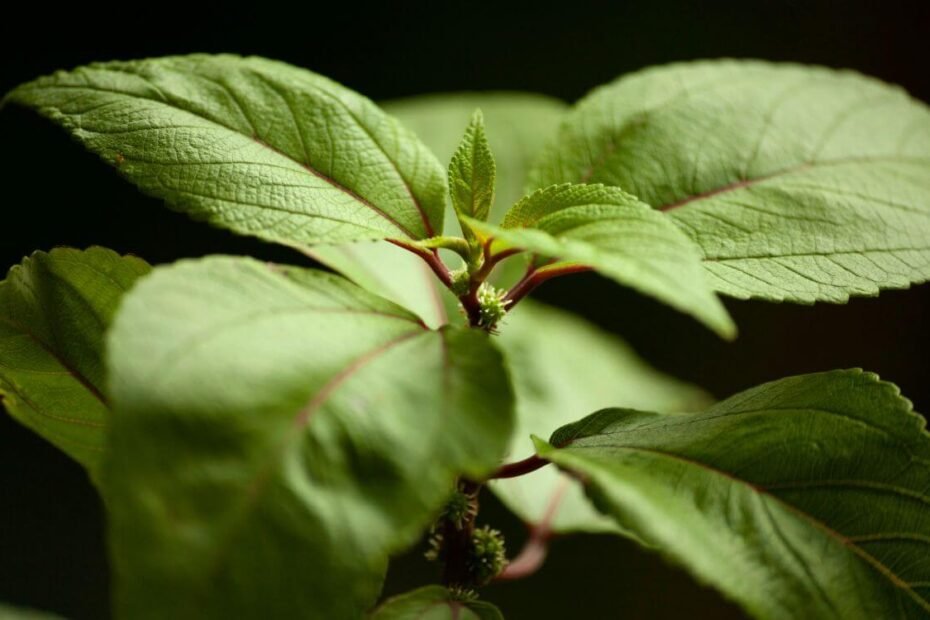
[476,283,509,331]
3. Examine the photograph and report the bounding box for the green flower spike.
[476,283,510,331]
[468,526,508,585]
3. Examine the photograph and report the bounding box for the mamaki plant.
[1,55,930,619]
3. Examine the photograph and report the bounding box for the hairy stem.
[388,239,454,287]
[392,238,525,330]
[458,242,523,330]
[460,287,483,328]
[495,532,550,582]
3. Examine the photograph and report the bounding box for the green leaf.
[491,300,710,533]
[0,247,149,478]
[538,370,930,619]
[4,54,446,245]
[307,240,462,329]
[370,586,503,620]
[383,92,566,228]
[103,256,514,619]
[0,604,66,620]
[472,184,735,338]
[311,94,567,322]
[529,60,930,303]
[448,110,496,241]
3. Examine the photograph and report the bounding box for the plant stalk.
[491,454,549,479]
[440,479,481,587]
[503,264,593,308]
[496,479,569,582]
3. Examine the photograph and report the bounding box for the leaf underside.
[5,54,447,247]
[529,61,930,303]
[103,256,514,619]
[491,300,711,534]
[539,370,930,619]
[0,247,149,478]
[306,239,460,329]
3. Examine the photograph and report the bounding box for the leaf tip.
[531,435,553,456]
[469,107,485,128]
[716,313,739,341]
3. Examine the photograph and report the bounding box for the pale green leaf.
[370,586,503,620]
[0,247,149,477]
[0,604,65,620]
[529,61,930,302]
[103,257,514,619]
[448,109,496,240]
[383,92,567,229]
[491,300,710,533]
[4,54,446,245]
[538,370,930,619]
[472,184,736,338]
[306,240,461,329]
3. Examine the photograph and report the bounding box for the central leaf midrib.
[189,64,439,237]
[0,371,105,430]
[251,135,417,239]
[0,314,106,404]
[659,155,930,214]
[149,304,422,389]
[197,328,430,600]
[704,246,930,261]
[0,394,105,464]
[293,329,427,427]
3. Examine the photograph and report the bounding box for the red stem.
[496,479,570,581]
[503,264,593,308]
[425,249,455,287]
[441,479,481,587]
[459,241,522,329]
[472,241,516,282]
[389,238,532,329]
[491,454,550,479]
[488,247,522,264]
[503,267,538,306]
[496,534,550,581]
[388,240,453,287]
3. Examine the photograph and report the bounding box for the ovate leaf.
[0,247,149,477]
[538,370,930,619]
[4,55,446,246]
[371,586,503,620]
[383,92,566,227]
[491,300,710,533]
[529,61,930,302]
[104,257,514,619]
[448,110,496,240]
[472,184,735,337]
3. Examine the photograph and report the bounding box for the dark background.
[1,1,928,618]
